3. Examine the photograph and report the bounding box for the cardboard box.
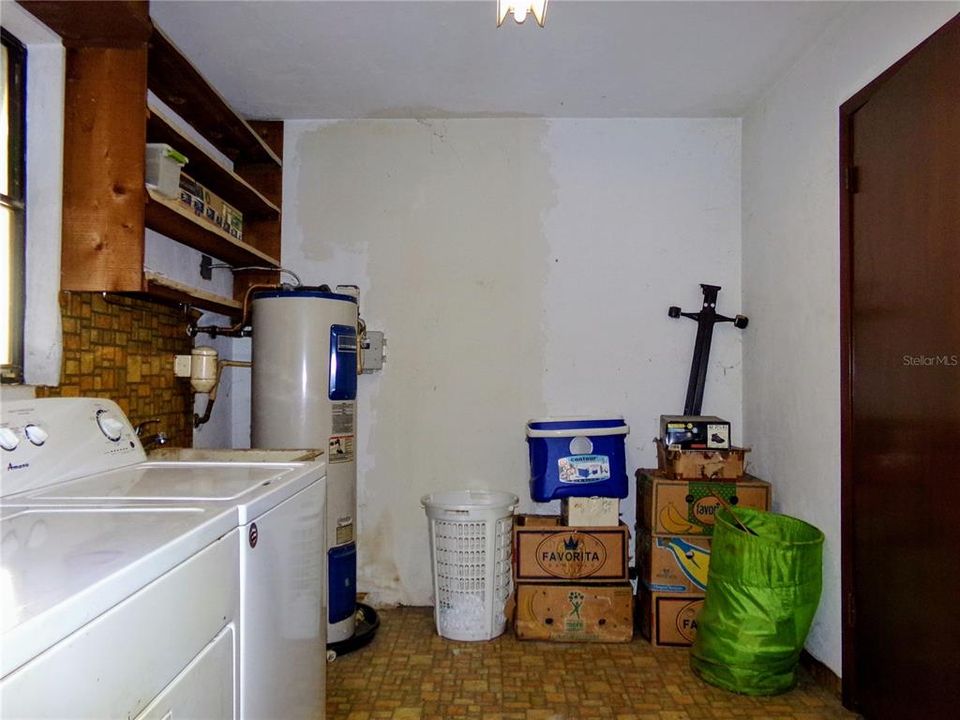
[178,171,204,199]
[561,497,620,527]
[514,583,633,642]
[514,515,630,582]
[655,438,748,480]
[222,202,243,240]
[176,173,244,239]
[637,588,704,647]
[637,530,712,594]
[515,514,560,528]
[178,173,208,219]
[660,415,730,449]
[201,186,226,228]
[637,471,771,536]
[178,189,205,217]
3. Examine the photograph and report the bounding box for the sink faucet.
[134,418,170,450]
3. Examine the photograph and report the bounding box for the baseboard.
[800,650,842,699]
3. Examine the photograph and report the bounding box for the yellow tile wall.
[35,292,195,447]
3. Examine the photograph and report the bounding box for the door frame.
[838,12,959,711]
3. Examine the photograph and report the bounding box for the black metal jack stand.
[668,284,748,416]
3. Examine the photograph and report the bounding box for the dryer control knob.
[97,412,125,442]
[24,424,48,446]
[0,427,20,451]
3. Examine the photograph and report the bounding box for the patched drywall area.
[540,120,743,544]
[741,1,960,676]
[285,119,553,604]
[283,118,742,605]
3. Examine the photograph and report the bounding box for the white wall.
[283,118,742,605]
[2,3,65,386]
[741,1,959,676]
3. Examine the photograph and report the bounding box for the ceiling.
[149,0,857,119]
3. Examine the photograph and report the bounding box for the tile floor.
[327,607,858,720]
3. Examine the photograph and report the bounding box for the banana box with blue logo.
[636,530,712,646]
[637,529,712,594]
[636,530,710,648]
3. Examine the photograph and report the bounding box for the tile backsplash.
[36,292,194,446]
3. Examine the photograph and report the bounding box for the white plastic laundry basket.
[421,490,519,641]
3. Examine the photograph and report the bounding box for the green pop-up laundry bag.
[690,507,825,695]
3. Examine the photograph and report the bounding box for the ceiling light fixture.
[497,1,548,28]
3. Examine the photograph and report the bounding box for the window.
[1,29,26,382]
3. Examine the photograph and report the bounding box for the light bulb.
[497,1,548,28]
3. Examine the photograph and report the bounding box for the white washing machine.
[0,503,240,719]
[0,398,327,719]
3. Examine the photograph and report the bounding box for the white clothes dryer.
[1,398,327,720]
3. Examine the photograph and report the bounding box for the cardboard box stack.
[636,416,771,647]
[513,508,633,643]
[515,417,633,642]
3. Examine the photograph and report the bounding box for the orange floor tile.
[326,607,858,720]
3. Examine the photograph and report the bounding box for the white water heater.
[251,288,359,644]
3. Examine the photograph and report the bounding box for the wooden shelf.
[145,188,280,268]
[147,27,281,168]
[32,7,284,305]
[143,272,242,318]
[147,100,280,219]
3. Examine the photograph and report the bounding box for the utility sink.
[147,447,323,463]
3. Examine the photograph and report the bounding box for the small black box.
[659,415,730,449]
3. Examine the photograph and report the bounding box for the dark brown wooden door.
[841,14,960,718]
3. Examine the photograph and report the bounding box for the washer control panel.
[1,397,145,498]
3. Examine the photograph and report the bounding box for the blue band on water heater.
[329,325,358,400]
[328,543,357,624]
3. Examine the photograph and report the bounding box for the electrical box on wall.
[361,331,386,373]
[174,355,192,377]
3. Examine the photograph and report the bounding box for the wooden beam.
[17,1,152,47]
[61,46,148,292]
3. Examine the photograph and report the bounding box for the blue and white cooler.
[526,417,631,502]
